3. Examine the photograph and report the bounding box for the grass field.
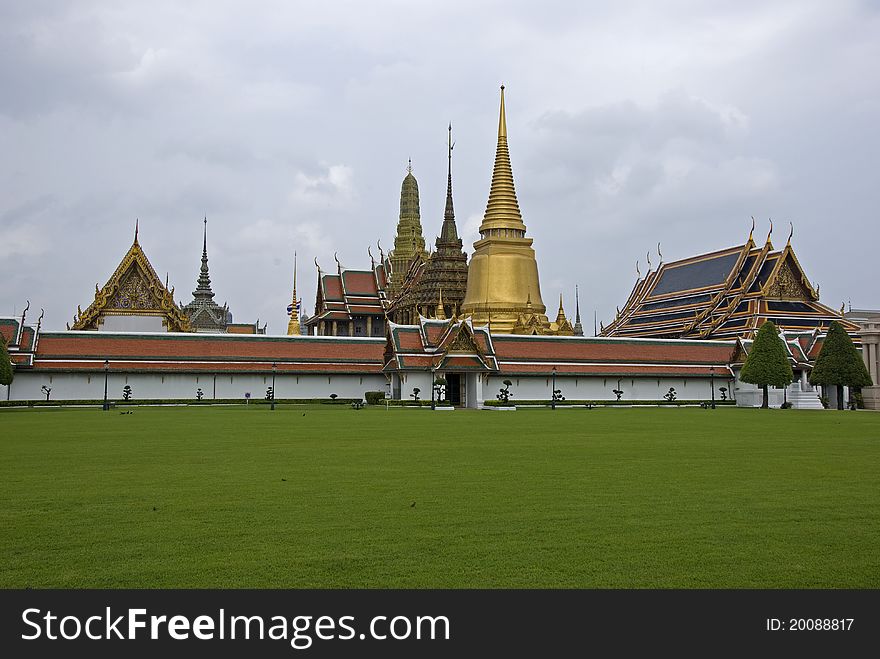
[1,405,878,588]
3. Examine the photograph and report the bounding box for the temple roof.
[602,229,858,340]
[306,259,389,326]
[72,226,191,332]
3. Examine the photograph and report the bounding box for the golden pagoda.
[461,86,550,333]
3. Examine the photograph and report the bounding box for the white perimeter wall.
[6,372,388,401]
[483,375,734,402]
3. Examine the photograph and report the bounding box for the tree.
[122,385,133,401]
[0,335,13,387]
[810,321,872,410]
[740,321,793,408]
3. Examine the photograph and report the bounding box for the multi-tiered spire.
[413,123,469,319]
[461,85,549,333]
[478,85,527,237]
[182,218,230,332]
[573,285,584,336]
[193,217,214,300]
[387,161,428,298]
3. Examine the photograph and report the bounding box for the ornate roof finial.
[766,218,773,245]
[334,251,341,273]
[787,221,793,246]
[636,260,641,279]
[646,251,652,271]
[406,158,412,174]
[749,216,755,243]
[134,218,139,244]
[36,308,44,334]
[657,242,663,265]
[367,245,375,267]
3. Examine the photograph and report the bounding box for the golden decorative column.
[461,86,549,333]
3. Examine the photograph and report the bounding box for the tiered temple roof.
[601,225,858,340]
[304,257,389,336]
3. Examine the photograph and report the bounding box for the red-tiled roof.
[322,275,344,301]
[492,335,734,365]
[342,271,378,295]
[34,332,384,363]
[499,363,732,377]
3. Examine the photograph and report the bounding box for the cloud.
[0,0,878,330]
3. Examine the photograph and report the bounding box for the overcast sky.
[2,0,878,333]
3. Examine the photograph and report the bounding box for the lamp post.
[431,366,436,410]
[551,366,557,410]
[709,366,716,409]
[271,362,277,411]
[102,359,110,411]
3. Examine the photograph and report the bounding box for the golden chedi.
[461,86,550,333]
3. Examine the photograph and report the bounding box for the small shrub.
[122,385,133,401]
[612,389,623,401]
[663,387,676,402]
[410,388,421,401]
[364,391,386,405]
[780,401,793,409]
[719,386,727,401]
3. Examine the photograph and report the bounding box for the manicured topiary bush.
[364,391,386,405]
[740,321,793,408]
[810,321,872,410]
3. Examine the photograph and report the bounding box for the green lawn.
[1,405,878,588]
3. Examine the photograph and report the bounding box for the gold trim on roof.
[72,234,191,332]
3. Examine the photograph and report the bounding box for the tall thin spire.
[193,217,214,299]
[287,251,301,335]
[478,85,526,235]
[440,122,460,243]
[134,218,139,244]
[573,285,584,336]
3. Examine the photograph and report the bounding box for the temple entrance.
[445,373,462,406]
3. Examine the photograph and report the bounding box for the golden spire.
[287,251,301,335]
[435,287,447,320]
[555,293,567,325]
[478,85,526,234]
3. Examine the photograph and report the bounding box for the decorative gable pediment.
[72,235,191,332]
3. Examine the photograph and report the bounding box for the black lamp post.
[551,366,557,410]
[431,367,436,410]
[271,362,277,411]
[102,359,110,411]
[710,366,716,409]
